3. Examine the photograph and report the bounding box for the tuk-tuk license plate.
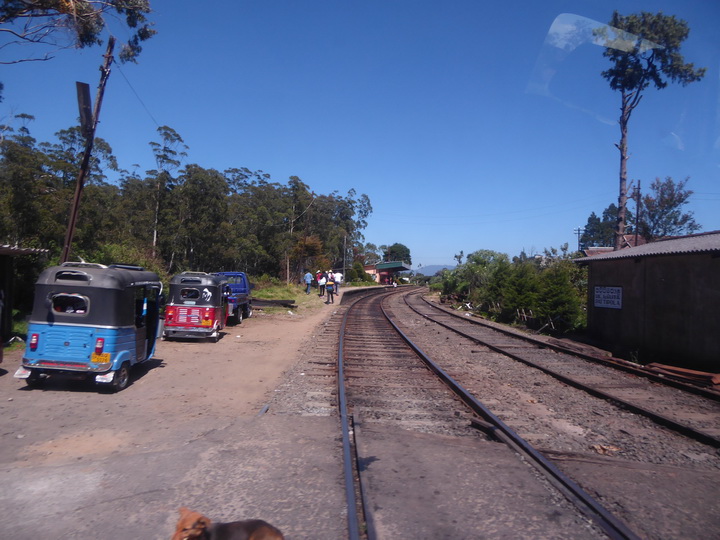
[91,352,111,363]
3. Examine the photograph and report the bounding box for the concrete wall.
[587,252,720,371]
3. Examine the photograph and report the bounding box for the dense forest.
[1,117,701,332]
[0,121,374,309]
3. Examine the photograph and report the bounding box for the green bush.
[351,261,375,282]
[502,262,540,323]
[536,263,582,332]
[439,248,585,334]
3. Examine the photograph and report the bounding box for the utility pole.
[573,227,585,252]
[634,180,641,247]
[60,36,115,263]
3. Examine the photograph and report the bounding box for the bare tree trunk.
[152,176,161,259]
[286,204,295,285]
[614,90,632,251]
[614,89,643,250]
[634,180,641,247]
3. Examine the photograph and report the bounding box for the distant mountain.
[413,264,455,276]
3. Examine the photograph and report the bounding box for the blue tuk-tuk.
[14,262,163,392]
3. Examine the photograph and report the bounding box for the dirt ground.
[0,294,336,464]
[4,288,718,540]
[0,290,349,539]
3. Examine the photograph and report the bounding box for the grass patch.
[3,314,28,350]
[13,316,28,337]
[253,283,303,300]
[253,283,328,315]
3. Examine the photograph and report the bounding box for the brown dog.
[172,507,284,540]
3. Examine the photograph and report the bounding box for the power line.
[113,60,161,128]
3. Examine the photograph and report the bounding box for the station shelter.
[364,261,412,285]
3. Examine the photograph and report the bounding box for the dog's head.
[172,507,212,540]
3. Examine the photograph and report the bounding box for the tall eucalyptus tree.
[597,11,705,250]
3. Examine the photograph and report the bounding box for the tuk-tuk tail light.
[94,338,105,355]
[29,333,39,351]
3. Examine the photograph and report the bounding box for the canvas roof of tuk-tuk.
[169,272,227,287]
[35,263,161,290]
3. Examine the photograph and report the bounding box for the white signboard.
[594,286,622,309]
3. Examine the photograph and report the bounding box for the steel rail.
[417,293,720,401]
[337,310,362,540]
[378,293,641,540]
[336,288,396,540]
[405,293,720,449]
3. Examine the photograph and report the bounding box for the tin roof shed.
[579,231,720,262]
[580,231,720,371]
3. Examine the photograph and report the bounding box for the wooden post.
[60,37,115,263]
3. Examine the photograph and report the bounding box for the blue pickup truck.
[213,271,253,324]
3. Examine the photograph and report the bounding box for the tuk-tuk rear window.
[180,288,200,300]
[52,293,89,315]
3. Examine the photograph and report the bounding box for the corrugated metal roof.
[375,261,412,271]
[0,245,49,256]
[579,231,720,262]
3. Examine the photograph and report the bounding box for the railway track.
[414,294,720,400]
[338,289,637,539]
[269,286,720,538]
[402,292,720,448]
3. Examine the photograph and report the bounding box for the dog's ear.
[172,508,212,540]
[194,514,212,530]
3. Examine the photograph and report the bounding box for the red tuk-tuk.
[162,272,229,342]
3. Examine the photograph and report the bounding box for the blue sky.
[2,0,718,269]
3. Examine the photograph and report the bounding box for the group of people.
[303,269,343,304]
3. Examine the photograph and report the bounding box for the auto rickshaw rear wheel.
[25,370,44,388]
[109,363,130,392]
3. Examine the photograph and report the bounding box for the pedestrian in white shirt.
[333,271,343,293]
[318,272,327,297]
